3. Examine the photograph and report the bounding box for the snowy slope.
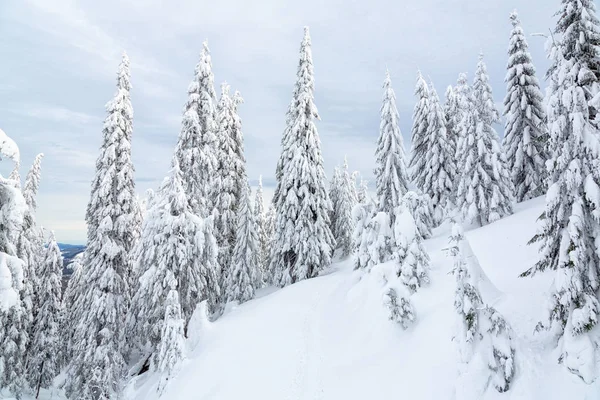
[128,197,600,400]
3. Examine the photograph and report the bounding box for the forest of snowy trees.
[1,0,600,398]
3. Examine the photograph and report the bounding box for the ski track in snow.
[287,286,325,400]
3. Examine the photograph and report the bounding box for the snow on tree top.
[0,128,20,163]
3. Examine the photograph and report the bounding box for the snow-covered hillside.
[126,197,600,400]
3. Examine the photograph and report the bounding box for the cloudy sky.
[0,0,554,244]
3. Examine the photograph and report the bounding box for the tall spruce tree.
[27,232,63,398]
[66,53,138,400]
[175,41,218,218]
[0,135,28,399]
[62,254,83,365]
[263,204,276,284]
[375,70,410,216]
[329,166,342,239]
[523,0,600,383]
[503,11,548,202]
[333,158,357,257]
[413,80,455,226]
[22,154,43,212]
[355,70,413,270]
[456,55,514,226]
[444,85,460,174]
[16,154,44,346]
[351,171,360,205]
[213,84,247,293]
[451,73,472,165]
[270,27,334,286]
[226,182,259,303]
[409,71,431,188]
[254,176,268,283]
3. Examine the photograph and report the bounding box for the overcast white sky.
[0,0,554,244]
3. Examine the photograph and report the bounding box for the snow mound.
[131,197,600,400]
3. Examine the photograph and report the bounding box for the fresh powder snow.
[120,198,600,400]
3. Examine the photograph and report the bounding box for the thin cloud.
[6,104,99,125]
[1,0,555,242]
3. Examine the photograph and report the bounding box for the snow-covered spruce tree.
[482,306,516,392]
[270,27,335,286]
[384,286,416,329]
[455,55,514,226]
[401,191,433,240]
[503,11,548,202]
[444,85,460,168]
[226,182,259,303]
[22,153,43,212]
[141,188,155,217]
[393,200,430,293]
[523,0,600,384]
[129,159,220,359]
[333,158,357,257]
[65,53,139,400]
[16,155,44,354]
[421,82,456,226]
[448,223,515,392]
[351,171,360,205]
[27,232,63,398]
[353,210,390,270]
[8,161,20,189]
[152,272,185,396]
[357,179,369,204]
[355,71,414,271]
[62,254,83,365]
[0,131,28,399]
[213,84,247,294]
[449,223,482,361]
[262,203,276,285]
[329,166,342,239]
[254,176,268,284]
[409,71,431,189]
[175,41,218,218]
[18,153,44,295]
[375,70,410,216]
[452,74,472,141]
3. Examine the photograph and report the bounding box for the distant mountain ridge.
[58,243,86,273]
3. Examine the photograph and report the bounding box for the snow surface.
[9,198,600,399]
[122,196,600,400]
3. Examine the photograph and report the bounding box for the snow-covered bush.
[384,286,416,330]
[393,202,430,293]
[482,306,515,392]
[402,191,433,239]
[353,210,392,271]
[153,272,185,396]
[448,223,515,393]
